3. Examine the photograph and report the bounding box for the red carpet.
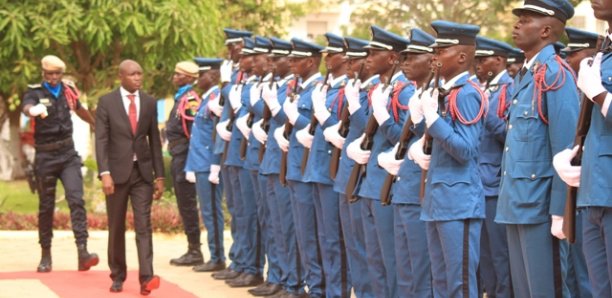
[0,270,197,297]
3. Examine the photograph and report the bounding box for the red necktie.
[127,94,137,134]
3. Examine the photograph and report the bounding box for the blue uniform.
[496,44,579,298]
[477,70,513,298]
[259,75,305,295]
[358,72,413,298]
[286,73,325,297]
[185,86,225,264]
[303,75,350,298]
[578,49,612,298]
[421,72,485,298]
[334,75,379,298]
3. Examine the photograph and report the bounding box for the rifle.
[561,39,609,243]
[345,63,397,203]
[221,71,244,163]
[279,80,301,186]
[300,71,331,175]
[379,72,435,205]
[258,72,277,163]
[419,62,443,201]
[330,64,365,179]
[240,75,265,160]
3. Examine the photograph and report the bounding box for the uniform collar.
[201,85,219,100]
[329,74,347,88]
[490,69,508,86]
[175,84,192,101]
[278,74,295,86]
[442,71,469,90]
[300,72,322,89]
[362,74,380,87]
[43,81,62,98]
[120,86,140,98]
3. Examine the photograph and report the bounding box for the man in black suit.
[95,59,165,295]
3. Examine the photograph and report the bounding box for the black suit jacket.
[95,88,164,184]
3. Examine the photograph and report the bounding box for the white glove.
[346,134,371,164]
[323,121,345,149]
[408,136,431,170]
[220,60,233,83]
[377,143,404,176]
[185,171,196,183]
[422,88,440,127]
[408,91,424,124]
[550,215,566,240]
[345,79,361,114]
[578,53,607,101]
[552,146,581,187]
[371,84,392,124]
[296,125,314,149]
[249,83,263,106]
[262,84,281,116]
[312,84,331,124]
[208,165,221,184]
[29,103,47,117]
[216,120,232,141]
[252,119,268,144]
[235,114,251,139]
[274,125,289,152]
[229,85,243,112]
[207,96,223,117]
[283,95,299,124]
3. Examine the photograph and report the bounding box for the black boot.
[169,243,204,266]
[37,247,52,273]
[77,243,99,271]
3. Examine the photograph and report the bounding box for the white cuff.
[285,107,299,125]
[425,112,439,128]
[348,102,361,115]
[373,108,390,125]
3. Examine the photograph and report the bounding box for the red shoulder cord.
[178,90,202,138]
[448,80,488,125]
[496,84,509,120]
[286,78,298,98]
[207,92,217,116]
[367,83,379,106]
[330,87,346,120]
[532,56,576,125]
[388,81,413,122]
[63,83,80,111]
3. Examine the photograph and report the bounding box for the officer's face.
[197,70,217,90]
[271,56,290,77]
[290,57,309,79]
[366,49,394,76]
[42,70,63,86]
[119,63,143,93]
[228,42,243,62]
[566,49,597,73]
[347,58,366,80]
[506,62,522,78]
[592,0,612,21]
[512,12,548,51]
[401,53,432,83]
[325,52,347,73]
[252,54,268,77]
[239,55,254,73]
[475,56,499,81]
[433,46,459,80]
[172,72,192,87]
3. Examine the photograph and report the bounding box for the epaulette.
[27,84,42,89]
[62,79,76,89]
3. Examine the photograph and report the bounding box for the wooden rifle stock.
[301,72,331,175]
[279,81,300,186]
[419,63,443,202]
[329,103,350,179]
[240,76,265,160]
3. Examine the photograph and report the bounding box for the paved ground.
[0,230,255,298]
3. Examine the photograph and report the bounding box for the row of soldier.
[21,0,612,297]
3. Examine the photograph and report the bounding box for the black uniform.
[22,83,88,249]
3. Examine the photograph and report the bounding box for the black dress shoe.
[77,244,99,271]
[169,244,204,266]
[140,275,160,296]
[109,280,123,293]
[36,248,52,273]
[226,273,264,288]
[248,282,282,296]
[211,268,241,280]
[192,260,226,272]
[265,289,288,298]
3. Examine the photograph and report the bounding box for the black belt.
[35,137,74,152]
[168,138,188,151]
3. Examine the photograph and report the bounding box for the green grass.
[0,179,71,214]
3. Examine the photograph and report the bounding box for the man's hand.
[408,136,431,170]
[550,215,566,240]
[296,125,314,149]
[208,96,223,117]
[216,120,232,141]
[312,84,330,123]
[252,119,268,144]
[345,79,361,114]
[220,60,233,83]
[185,171,196,183]
[29,103,48,117]
[378,143,404,176]
[153,178,164,200]
[552,146,581,187]
[229,85,243,111]
[346,134,371,164]
[408,92,424,124]
[262,84,281,116]
[283,95,299,124]
[578,53,606,101]
[101,174,115,196]
[236,114,251,139]
[323,121,345,149]
[371,84,392,124]
[422,88,440,127]
[209,165,221,185]
[250,83,263,106]
[274,126,289,152]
